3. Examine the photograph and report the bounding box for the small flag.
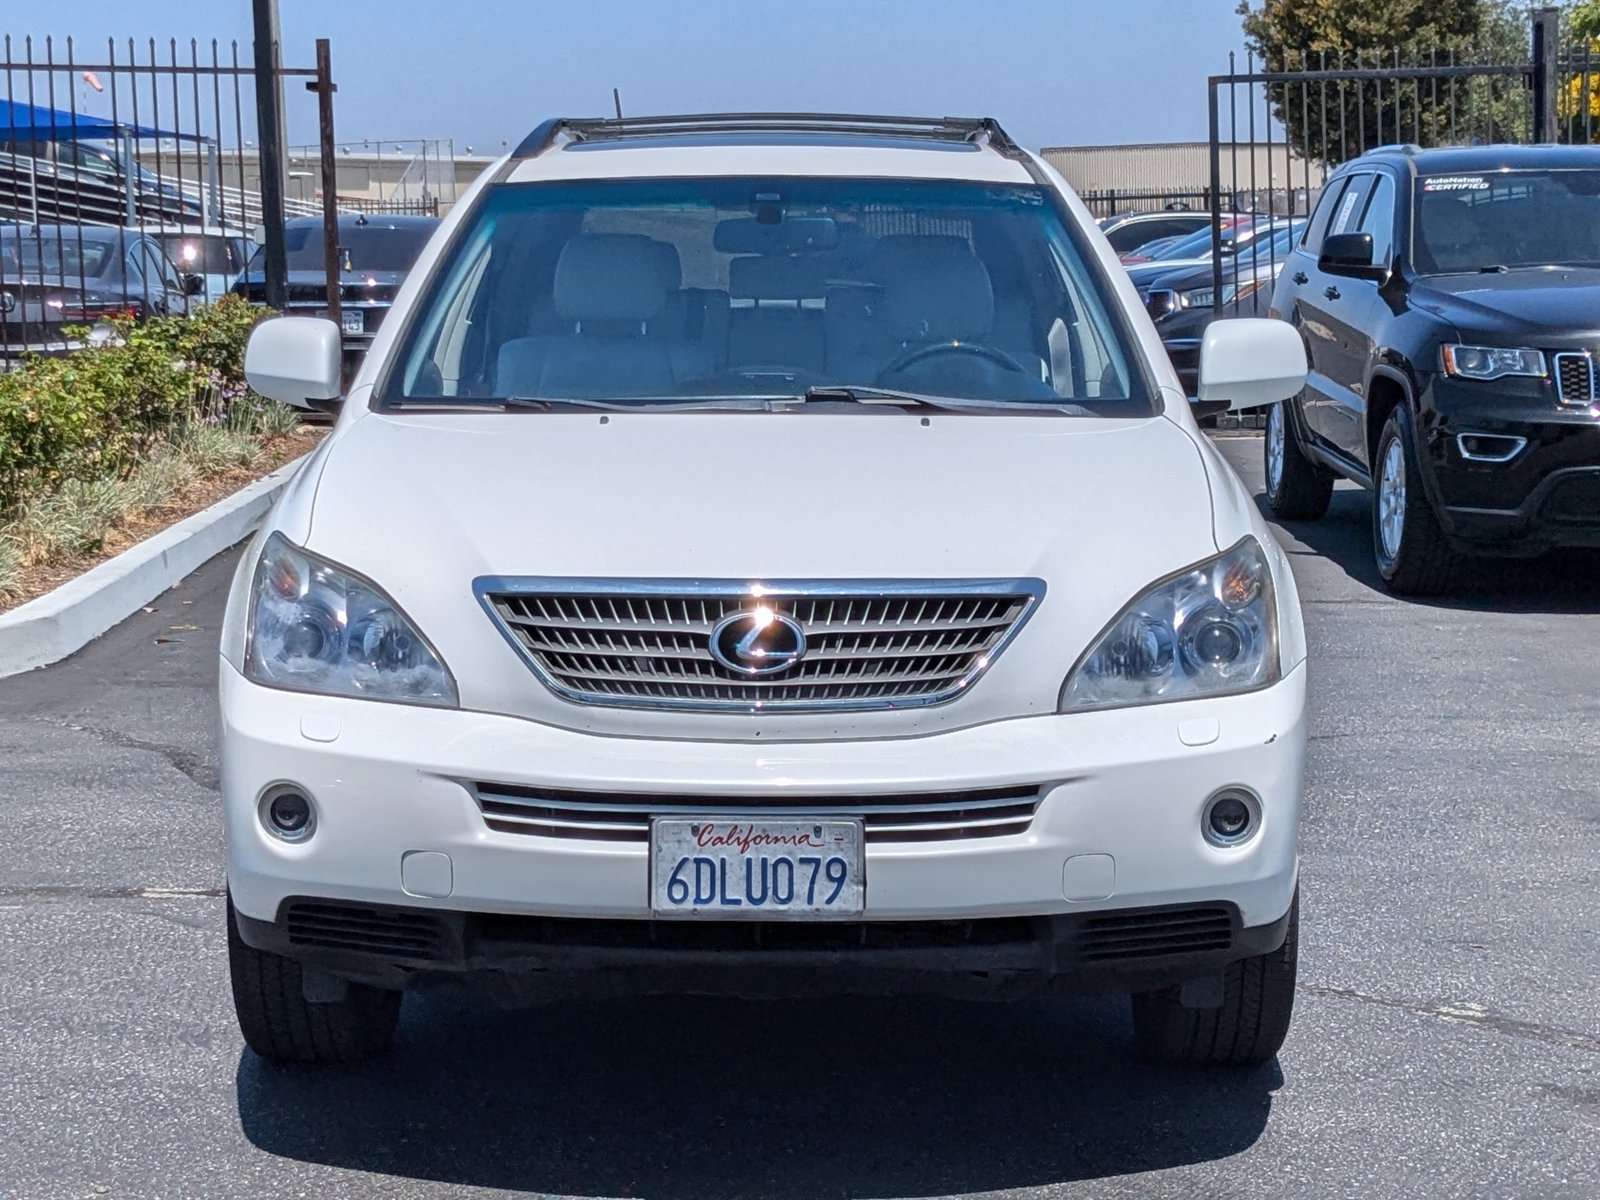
[81,72,104,92]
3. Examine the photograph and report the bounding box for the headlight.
[1060,537,1278,712]
[245,532,457,706]
[1441,344,1545,380]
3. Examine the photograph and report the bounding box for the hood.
[1408,268,1600,341]
[294,409,1222,740]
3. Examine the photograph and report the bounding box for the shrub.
[0,294,268,516]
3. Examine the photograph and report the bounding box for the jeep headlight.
[1440,344,1545,381]
[1060,537,1278,711]
[245,532,457,706]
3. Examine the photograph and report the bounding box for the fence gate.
[0,32,339,363]
[1201,6,1583,333]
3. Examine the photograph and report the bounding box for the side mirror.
[181,272,204,296]
[1319,231,1386,280]
[1195,318,1307,413]
[244,316,343,411]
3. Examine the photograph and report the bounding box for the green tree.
[1238,0,1531,166]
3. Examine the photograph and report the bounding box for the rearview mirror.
[1319,231,1386,280]
[1195,318,1307,413]
[244,316,343,411]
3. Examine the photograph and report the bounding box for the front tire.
[227,896,401,1064]
[1372,407,1459,595]
[1131,892,1298,1067]
[1263,400,1334,520]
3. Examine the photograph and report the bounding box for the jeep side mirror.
[1319,232,1386,280]
[181,272,205,297]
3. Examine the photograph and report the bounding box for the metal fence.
[0,31,338,363]
[1200,7,1590,333]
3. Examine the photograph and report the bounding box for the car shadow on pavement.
[1260,486,1600,614]
[236,990,1280,1197]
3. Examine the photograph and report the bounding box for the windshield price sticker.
[1423,175,1491,192]
[651,818,865,919]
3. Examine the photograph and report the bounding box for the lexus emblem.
[709,605,807,676]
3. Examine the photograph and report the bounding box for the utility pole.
[1532,7,1561,143]
[251,0,288,309]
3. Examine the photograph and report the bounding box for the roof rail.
[511,113,1023,160]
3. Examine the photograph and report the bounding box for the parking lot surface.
[1,434,1597,1199]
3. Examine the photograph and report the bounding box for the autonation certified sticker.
[1422,175,1492,192]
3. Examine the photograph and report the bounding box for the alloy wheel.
[1378,438,1406,560]
[1266,404,1286,494]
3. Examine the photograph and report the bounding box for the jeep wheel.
[1131,891,1298,1067]
[1263,400,1334,520]
[1373,408,1459,595]
[227,896,401,1064]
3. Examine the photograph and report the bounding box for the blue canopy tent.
[0,98,196,143]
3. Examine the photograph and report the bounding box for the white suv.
[225,114,1310,1067]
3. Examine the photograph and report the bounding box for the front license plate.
[650,818,864,918]
[340,309,365,335]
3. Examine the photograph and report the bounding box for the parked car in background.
[225,112,1311,1071]
[1120,214,1262,266]
[0,223,198,353]
[0,136,207,224]
[1138,220,1306,394]
[144,225,253,304]
[231,213,439,385]
[1267,144,1600,593]
[1097,210,1214,256]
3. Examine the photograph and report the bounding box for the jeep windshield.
[1415,169,1600,273]
[380,177,1153,414]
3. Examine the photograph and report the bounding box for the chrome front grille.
[1554,352,1595,405]
[477,579,1042,711]
[472,781,1044,843]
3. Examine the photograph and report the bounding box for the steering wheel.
[878,340,1029,379]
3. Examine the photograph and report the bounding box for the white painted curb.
[0,454,307,678]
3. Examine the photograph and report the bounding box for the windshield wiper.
[799,385,1085,414]
[499,396,764,412]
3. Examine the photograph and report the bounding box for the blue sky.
[15,0,1248,153]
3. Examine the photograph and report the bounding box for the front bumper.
[221,660,1305,983]
[1423,377,1600,550]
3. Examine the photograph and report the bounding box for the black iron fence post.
[251,0,287,309]
[311,38,339,331]
[1207,77,1223,331]
[1533,5,1561,142]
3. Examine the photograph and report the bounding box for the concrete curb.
[0,454,307,678]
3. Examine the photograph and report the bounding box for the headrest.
[649,239,682,291]
[554,233,669,322]
[871,235,994,341]
[1420,198,1477,246]
[728,254,827,299]
[714,216,839,254]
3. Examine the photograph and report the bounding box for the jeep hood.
[1409,268,1600,340]
[296,409,1221,739]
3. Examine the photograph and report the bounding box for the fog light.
[1202,787,1260,847]
[259,785,316,843]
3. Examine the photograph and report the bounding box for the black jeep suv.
[1266,144,1600,593]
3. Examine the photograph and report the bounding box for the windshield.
[154,233,246,276]
[248,223,435,273]
[383,176,1149,413]
[1415,169,1600,273]
[0,235,114,277]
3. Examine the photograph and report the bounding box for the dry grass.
[0,412,319,609]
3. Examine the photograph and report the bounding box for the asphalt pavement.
[1,434,1597,1199]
